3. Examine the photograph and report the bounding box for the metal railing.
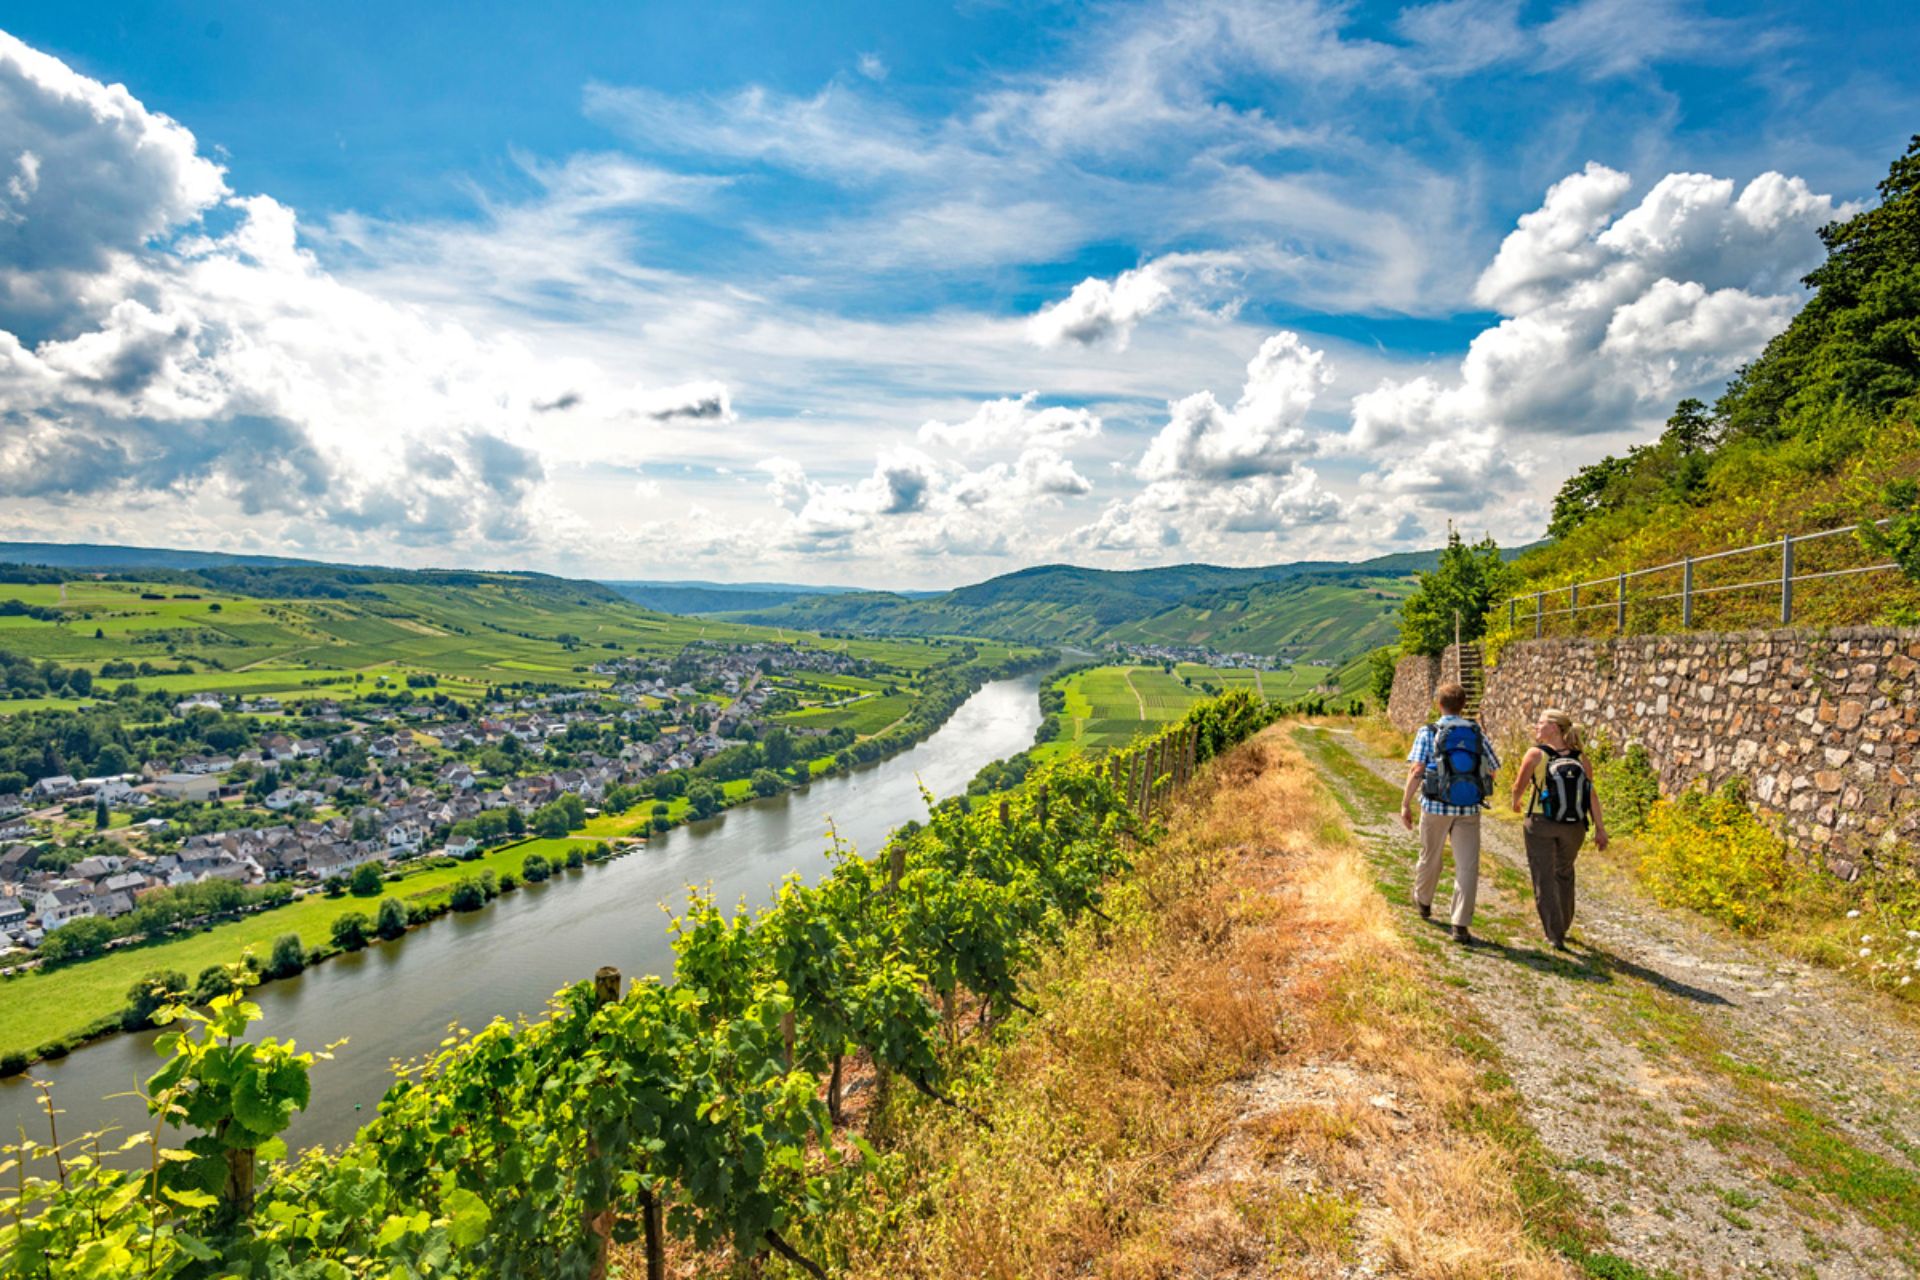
[1505,518,1901,639]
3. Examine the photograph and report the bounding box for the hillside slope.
[1507,135,1920,634]
[720,553,1441,661]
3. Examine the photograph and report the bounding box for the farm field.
[1034,664,1314,758]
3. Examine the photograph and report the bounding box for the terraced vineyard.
[0,574,955,713]
[1036,662,1334,757]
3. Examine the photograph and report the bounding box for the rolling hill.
[715,552,1444,664]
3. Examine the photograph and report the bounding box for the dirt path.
[1297,726,1920,1279]
[1123,667,1148,718]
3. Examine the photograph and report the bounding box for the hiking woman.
[1508,708,1607,951]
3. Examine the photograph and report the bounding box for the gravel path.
[1298,726,1920,1280]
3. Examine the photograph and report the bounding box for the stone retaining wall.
[1388,653,1441,734]
[1476,628,1920,879]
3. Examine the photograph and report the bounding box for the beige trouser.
[1415,812,1481,928]
[1522,816,1584,943]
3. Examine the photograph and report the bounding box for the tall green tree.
[1399,528,1514,656]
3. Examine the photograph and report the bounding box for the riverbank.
[0,648,1053,1069]
[0,671,1054,1152]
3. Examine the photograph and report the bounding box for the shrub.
[266,932,306,979]
[192,964,242,1004]
[38,1041,69,1059]
[1637,784,1808,933]
[0,1051,27,1078]
[122,969,188,1031]
[376,896,408,940]
[564,848,584,869]
[521,853,551,883]
[348,863,384,897]
[449,877,487,912]
[330,911,372,951]
[1594,742,1661,837]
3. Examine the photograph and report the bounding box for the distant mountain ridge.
[0,541,326,571]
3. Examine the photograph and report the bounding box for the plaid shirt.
[1408,716,1500,816]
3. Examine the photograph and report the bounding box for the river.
[0,673,1044,1154]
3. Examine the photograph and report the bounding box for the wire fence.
[1503,519,1905,640]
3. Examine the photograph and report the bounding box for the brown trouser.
[1522,816,1584,943]
[1415,812,1480,928]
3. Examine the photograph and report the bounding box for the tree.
[1399,528,1515,657]
[521,853,552,883]
[687,780,722,819]
[375,896,408,940]
[506,806,527,837]
[330,911,372,950]
[533,802,571,839]
[266,932,306,978]
[1367,646,1399,707]
[192,963,243,1004]
[122,969,188,1030]
[39,917,115,962]
[348,862,384,897]
[751,768,782,798]
[93,798,108,829]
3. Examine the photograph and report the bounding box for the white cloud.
[1028,263,1175,349]
[916,391,1101,452]
[1137,331,1326,482]
[0,36,737,551]
[857,52,888,82]
[1346,162,1848,464]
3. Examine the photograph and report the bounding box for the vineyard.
[0,693,1277,1278]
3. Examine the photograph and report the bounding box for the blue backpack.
[1421,720,1490,808]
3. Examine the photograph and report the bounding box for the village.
[0,641,881,955]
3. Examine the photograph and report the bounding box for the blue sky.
[0,1,1914,584]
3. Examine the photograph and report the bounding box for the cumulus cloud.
[1073,330,1342,555]
[1026,252,1248,349]
[1342,161,1849,512]
[0,35,731,550]
[916,391,1100,452]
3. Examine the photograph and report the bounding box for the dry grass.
[815,726,1573,1280]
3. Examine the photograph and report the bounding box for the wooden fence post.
[998,798,1010,828]
[586,966,622,1280]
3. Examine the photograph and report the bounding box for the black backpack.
[1421,720,1491,808]
[1530,747,1591,825]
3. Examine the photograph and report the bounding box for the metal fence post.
[1615,572,1626,632]
[1570,583,1579,632]
[1681,557,1693,628]
[1508,598,1516,631]
[1534,593,1543,638]
[1781,536,1794,625]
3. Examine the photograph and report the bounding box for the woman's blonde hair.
[1541,707,1584,753]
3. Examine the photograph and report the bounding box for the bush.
[38,1041,69,1060]
[564,848,584,869]
[266,932,306,979]
[449,877,487,912]
[1594,742,1660,836]
[521,853,552,883]
[122,969,188,1031]
[1637,784,1808,933]
[192,963,244,1004]
[348,863,384,897]
[376,896,408,940]
[330,911,373,951]
[0,1051,27,1078]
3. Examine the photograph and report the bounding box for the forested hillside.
[1507,135,1920,630]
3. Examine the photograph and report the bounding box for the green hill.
[1508,135,1920,634]
[719,552,1444,662]
[0,562,950,710]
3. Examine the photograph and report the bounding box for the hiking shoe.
[1451,926,1473,946]
[1418,902,1432,921]
[1552,937,1572,953]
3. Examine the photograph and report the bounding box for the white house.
[444,836,480,859]
[173,693,223,717]
[30,775,76,800]
[36,886,95,931]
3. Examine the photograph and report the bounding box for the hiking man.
[1399,681,1499,945]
